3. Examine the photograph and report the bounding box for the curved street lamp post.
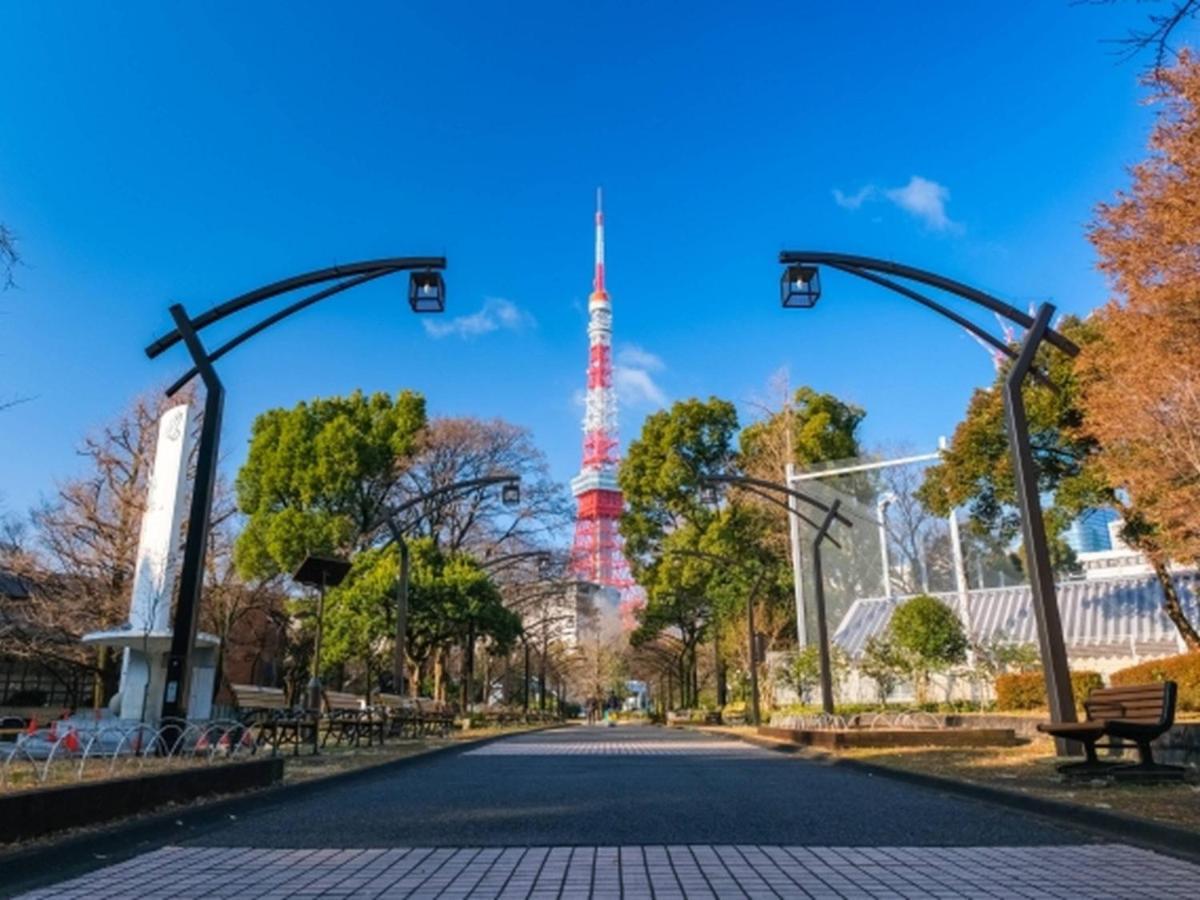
[700,475,852,716]
[146,257,446,722]
[375,474,521,698]
[779,251,1080,744]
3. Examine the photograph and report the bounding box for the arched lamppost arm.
[702,473,852,527]
[779,251,1078,355]
[164,269,394,397]
[822,262,1054,390]
[703,478,841,548]
[145,257,446,359]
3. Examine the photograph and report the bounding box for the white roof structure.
[833,572,1199,660]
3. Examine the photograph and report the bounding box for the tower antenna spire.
[593,186,606,296]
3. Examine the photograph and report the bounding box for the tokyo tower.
[570,190,638,614]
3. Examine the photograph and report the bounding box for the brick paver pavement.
[17,843,1200,899]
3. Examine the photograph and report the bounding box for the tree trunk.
[461,626,476,713]
[1151,557,1200,650]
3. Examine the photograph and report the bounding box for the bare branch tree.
[1084,0,1200,78]
[0,223,17,290]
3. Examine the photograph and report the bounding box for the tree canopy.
[234,389,426,578]
[1082,51,1200,570]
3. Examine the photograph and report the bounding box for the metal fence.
[1,717,257,791]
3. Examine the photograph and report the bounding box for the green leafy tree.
[858,635,907,705]
[234,389,426,578]
[619,396,739,579]
[887,594,967,702]
[739,386,865,474]
[916,318,1104,573]
[320,548,397,695]
[404,538,521,703]
[917,317,1200,648]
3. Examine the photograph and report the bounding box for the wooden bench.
[231,683,317,756]
[377,693,422,739]
[322,691,381,747]
[415,697,454,736]
[1038,681,1183,780]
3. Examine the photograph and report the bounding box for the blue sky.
[0,2,1189,523]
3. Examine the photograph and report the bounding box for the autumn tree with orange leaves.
[1082,52,1200,576]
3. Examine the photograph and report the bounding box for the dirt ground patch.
[693,724,1200,832]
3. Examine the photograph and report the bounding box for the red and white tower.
[571,190,636,609]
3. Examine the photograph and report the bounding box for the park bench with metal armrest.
[376,693,422,739]
[322,691,379,747]
[231,683,318,756]
[1038,681,1182,780]
[415,697,454,736]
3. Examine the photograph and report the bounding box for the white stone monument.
[82,402,220,722]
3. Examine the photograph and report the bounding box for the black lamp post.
[776,250,1080,744]
[377,474,520,697]
[146,257,446,723]
[699,474,852,716]
[293,554,352,711]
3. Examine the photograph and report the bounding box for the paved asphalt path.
[183,725,1086,848]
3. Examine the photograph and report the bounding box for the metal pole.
[393,536,410,695]
[947,505,974,657]
[746,587,760,727]
[161,305,224,724]
[877,493,894,599]
[539,619,548,712]
[785,462,808,646]
[523,639,531,714]
[811,500,841,716]
[1004,303,1077,752]
[307,575,326,711]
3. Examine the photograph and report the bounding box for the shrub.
[1111,652,1200,711]
[994,669,1104,711]
[888,595,967,702]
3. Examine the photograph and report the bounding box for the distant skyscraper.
[570,190,636,612]
[1063,508,1118,554]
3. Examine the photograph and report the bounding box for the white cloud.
[832,175,962,233]
[569,343,668,410]
[616,344,665,373]
[884,175,959,232]
[422,297,534,339]
[832,185,875,210]
[614,365,667,407]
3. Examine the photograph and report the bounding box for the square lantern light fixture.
[501,480,521,507]
[408,270,446,313]
[781,264,821,309]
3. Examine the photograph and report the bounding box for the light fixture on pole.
[780,264,821,308]
[501,480,521,507]
[293,554,352,712]
[408,270,446,313]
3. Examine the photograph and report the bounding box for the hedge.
[994,669,1104,711]
[1110,652,1200,712]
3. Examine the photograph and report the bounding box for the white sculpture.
[83,402,220,722]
